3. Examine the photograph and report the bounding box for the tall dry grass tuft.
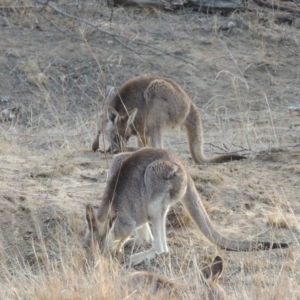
[0,221,158,300]
[267,213,291,229]
[0,226,222,300]
[0,254,124,299]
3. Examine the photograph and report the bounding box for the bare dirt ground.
[0,1,299,299]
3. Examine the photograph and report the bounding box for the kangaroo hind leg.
[148,200,170,254]
[150,126,163,148]
[125,160,186,266]
[135,223,154,246]
[126,223,154,247]
[126,200,167,267]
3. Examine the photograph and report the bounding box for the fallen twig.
[80,175,98,182]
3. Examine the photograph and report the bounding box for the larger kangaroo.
[84,148,288,267]
[92,76,245,163]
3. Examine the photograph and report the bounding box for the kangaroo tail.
[181,176,289,251]
[206,153,246,164]
[184,103,246,164]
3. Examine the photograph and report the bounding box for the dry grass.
[0,1,299,300]
[267,213,291,229]
[251,187,287,209]
[0,222,297,300]
[283,165,300,174]
[191,171,224,185]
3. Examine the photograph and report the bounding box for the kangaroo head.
[201,256,226,300]
[104,107,138,152]
[84,204,101,253]
[84,204,117,258]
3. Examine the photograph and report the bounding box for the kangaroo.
[84,148,288,267]
[128,255,226,300]
[92,76,245,164]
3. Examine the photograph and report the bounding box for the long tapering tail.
[184,103,246,164]
[181,176,289,251]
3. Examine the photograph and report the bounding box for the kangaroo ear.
[86,204,99,233]
[211,256,223,283]
[107,107,119,124]
[126,108,138,127]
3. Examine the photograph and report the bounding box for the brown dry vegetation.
[0,0,299,299]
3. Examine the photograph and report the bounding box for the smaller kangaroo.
[128,255,226,300]
[84,148,288,267]
[92,76,245,164]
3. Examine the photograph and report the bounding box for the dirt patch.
[0,1,299,299]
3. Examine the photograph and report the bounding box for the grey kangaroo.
[128,255,226,300]
[84,148,288,267]
[92,76,245,163]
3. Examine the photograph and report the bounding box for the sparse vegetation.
[267,213,291,229]
[0,0,299,299]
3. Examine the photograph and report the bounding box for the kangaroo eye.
[202,270,210,279]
